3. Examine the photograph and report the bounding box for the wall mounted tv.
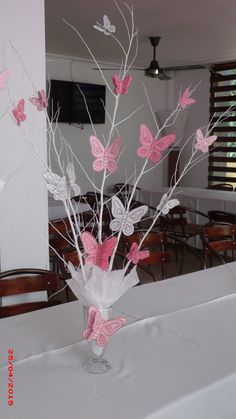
[49,80,106,124]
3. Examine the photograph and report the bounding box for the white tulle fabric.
[67,264,139,309]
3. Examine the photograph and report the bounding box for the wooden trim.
[208,175,236,182]
[208,165,236,173]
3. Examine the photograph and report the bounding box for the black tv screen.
[49,80,106,124]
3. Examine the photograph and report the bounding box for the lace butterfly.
[43,171,70,201]
[112,74,132,95]
[194,129,217,153]
[179,86,196,109]
[81,232,117,271]
[83,305,126,347]
[156,193,179,215]
[12,99,26,126]
[126,242,150,265]
[93,15,116,36]
[89,136,121,173]
[29,89,48,111]
[110,196,148,236]
[66,162,81,196]
[137,124,176,163]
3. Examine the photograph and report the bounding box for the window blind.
[209,62,236,186]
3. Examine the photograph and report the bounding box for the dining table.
[1,262,236,418]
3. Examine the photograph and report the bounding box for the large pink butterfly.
[29,89,48,111]
[194,129,217,153]
[126,242,150,265]
[81,232,117,271]
[112,74,132,95]
[12,99,26,126]
[178,86,196,109]
[137,124,176,163]
[0,69,10,89]
[83,305,126,346]
[89,136,121,173]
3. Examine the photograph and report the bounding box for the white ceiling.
[45,0,236,68]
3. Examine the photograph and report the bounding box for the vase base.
[83,357,111,374]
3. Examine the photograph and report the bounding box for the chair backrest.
[201,223,236,265]
[208,210,236,224]
[207,183,234,191]
[0,269,63,318]
[124,231,170,281]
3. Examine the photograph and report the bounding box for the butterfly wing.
[179,87,196,109]
[106,137,121,172]
[138,249,150,262]
[83,305,98,339]
[122,205,148,236]
[121,75,132,94]
[103,15,115,35]
[102,317,126,336]
[29,96,40,110]
[0,69,10,89]
[81,232,98,265]
[93,24,105,33]
[110,196,125,233]
[112,74,122,94]
[137,124,154,159]
[13,99,26,125]
[97,237,118,271]
[127,242,139,264]
[39,89,48,109]
[89,136,105,172]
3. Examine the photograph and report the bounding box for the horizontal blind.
[209,63,236,186]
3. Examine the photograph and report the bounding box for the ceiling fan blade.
[163,64,205,72]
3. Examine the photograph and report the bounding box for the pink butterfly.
[112,74,132,95]
[89,136,121,173]
[137,124,176,163]
[81,232,117,271]
[29,89,48,111]
[83,305,126,346]
[194,129,217,153]
[12,99,26,126]
[179,86,196,109]
[126,242,150,265]
[0,69,10,89]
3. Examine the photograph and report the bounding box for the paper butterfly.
[66,162,81,196]
[0,69,10,89]
[127,242,150,265]
[12,99,26,126]
[156,193,180,215]
[137,124,176,163]
[81,232,117,271]
[93,15,116,36]
[29,89,48,111]
[178,86,196,109]
[112,74,132,95]
[83,305,126,347]
[89,136,121,173]
[110,196,148,236]
[194,129,217,153]
[43,171,70,201]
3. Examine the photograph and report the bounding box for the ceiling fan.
[94,36,205,80]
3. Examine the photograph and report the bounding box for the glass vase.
[82,305,112,374]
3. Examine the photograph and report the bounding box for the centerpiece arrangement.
[1,2,229,374]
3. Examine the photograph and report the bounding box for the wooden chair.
[208,210,236,224]
[124,231,170,282]
[0,269,66,318]
[200,223,236,267]
[49,218,73,272]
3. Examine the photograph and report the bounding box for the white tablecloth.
[1,262,236,419]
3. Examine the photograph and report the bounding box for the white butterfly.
[156,193,180,215]
[43,171,70,201]
[93,15,116,36]
[66,162,81,197]
[110,196,148,236]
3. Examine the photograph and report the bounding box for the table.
[1,262,236,418]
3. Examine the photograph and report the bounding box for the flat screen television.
[49,79,106,124]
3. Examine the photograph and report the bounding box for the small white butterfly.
[93,15,116,36]
[66,162,81,197]
[110,196,148,236]
[156,193,180,215]
[43,171,70,201]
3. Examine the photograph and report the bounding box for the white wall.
[0,0,48,271]
[46,54,175,194]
